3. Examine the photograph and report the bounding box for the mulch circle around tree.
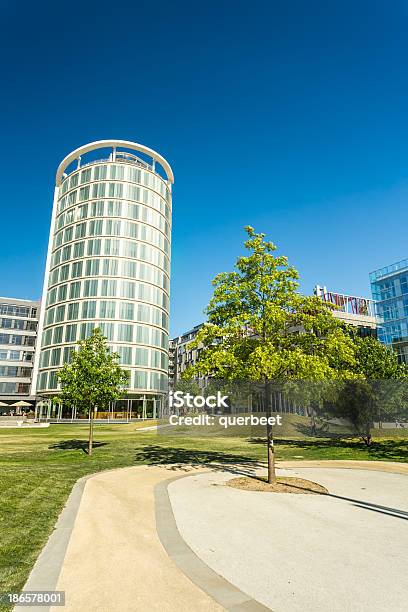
[226,476,328,494]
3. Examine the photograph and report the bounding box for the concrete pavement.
[169,466,408,612]
[17,460,408,612]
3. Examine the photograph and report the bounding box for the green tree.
[56,328,129,455]
[185,227,356,482]
[335,335,408,445]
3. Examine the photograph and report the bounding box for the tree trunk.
[88,406,94,456]
[264,380,276,483]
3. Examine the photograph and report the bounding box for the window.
[135,347,149,366]
[110,165,125,180]
[82,301,96,319]
[105,220,121,236]
[65,323,77,342]
[61,245,72,262]
[55,305,66,323]
[85,259,100,276]
[73,242,85,258]
[45,308,55,326]
[99,322,114,340]
[107,200,122,216]
[93,165,107,180]
[118,324,133,342]
[42,328,52,346]
[92,183,106,198]
[120,281,135,299]
[67,302,79,320]
[108,183,123,198]
[119,302,134,320]
[102,259,118,276]
[104,239,120,256]
[75,222,86,239]
[64,227,73,243]
[69,281,81,299]
[101,279,117,297]
[123,241,137,258]
[99,301,116,318]
[136,326,149,344]
[117,346,132,364]
[89,219,103,236]
[90,201,104,217]
[59,264,70,281]
[124,222,137,239]
[71,261,83,278]
[68,191,77,206]
[79,186,90,201]
[80,322,95,339]
[122,260,137,278]
[137,303,150,323]
[80,168,92,184]
[83,279,98,297]
[53,326,64,343]
[78,203,88,220]
[134,371,147,389]
[63,346,74,363]
[57,284,67,301]
[87,239,101,256]
[50,348,61,367]
[127,203,139,220]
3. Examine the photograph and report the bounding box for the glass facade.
[0,299,39,402]
[370,259,408,363]
[34,142,173,397]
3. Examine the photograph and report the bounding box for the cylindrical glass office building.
[32,140,173,417]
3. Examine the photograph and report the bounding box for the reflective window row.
[41,320,169,350]
[53,219,170,256]
[0,350,34,362]
[0,318,38,331]
[0,366,32,378]
[50,238,169,274]
[0,334,36,346]
[56,199,171,234]
[37,367,168,393]
[60,163,170,203]
[0,304,38,318]
[0,382,30,394]
[59,177,171,220]
[48,257,169,292]
[40,342,168,371]
[46,279,169,311]
[44,299,168,330]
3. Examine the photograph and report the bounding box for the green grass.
[0,420,407,610]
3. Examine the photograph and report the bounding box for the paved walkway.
[169,465,408,612]
[18,460,408,612]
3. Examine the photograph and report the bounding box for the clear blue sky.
[1,1,408,336]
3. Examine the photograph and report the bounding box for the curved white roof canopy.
[55,139,174,186]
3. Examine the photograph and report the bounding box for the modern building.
[314,285,377,336]
[370,259,408,363]
[169,324,203,386]
[32,140,174,418]
[0,297,40,411]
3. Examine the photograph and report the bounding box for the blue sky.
[1,1,408,336]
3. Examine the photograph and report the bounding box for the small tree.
[335,335,408,445]
[185,227,356,482]
[56,328,129,455]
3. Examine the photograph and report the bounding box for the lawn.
[0,420,407,610]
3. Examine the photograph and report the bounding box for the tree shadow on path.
[134,445,263,476]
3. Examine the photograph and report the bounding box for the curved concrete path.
[17,460,408,612]
[169,465,408,612]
